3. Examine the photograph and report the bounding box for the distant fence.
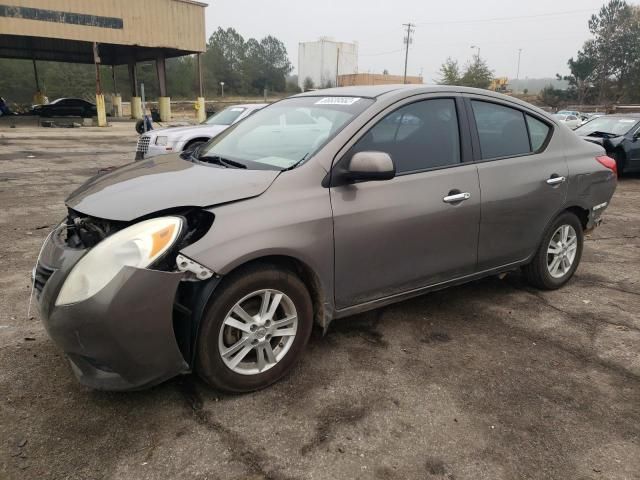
[564,104,640,113]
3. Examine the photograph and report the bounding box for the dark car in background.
[575,114,640,175]
[31,98,97,118]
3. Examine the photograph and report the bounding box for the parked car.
[135,103,267,160]
[552,113,581,129]
[34,85,617,393]
[557,110,581,117]
[31,98,97,118]
[574,114,640,175]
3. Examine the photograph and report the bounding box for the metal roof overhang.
[0,33,199,65]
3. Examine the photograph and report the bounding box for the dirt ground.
[0,121,639,480]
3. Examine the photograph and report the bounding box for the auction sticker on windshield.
[315,97,361,105]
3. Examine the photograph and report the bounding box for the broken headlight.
[155,136,168,146]
[55,217,183,306]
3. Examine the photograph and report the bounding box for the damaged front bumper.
[35,226,190,391]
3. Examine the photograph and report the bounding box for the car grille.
[136,135,151,154]
[33,263,55,300]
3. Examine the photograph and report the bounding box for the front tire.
[183,140,207,154]
[196,264,313,393]
[523,212,583,290]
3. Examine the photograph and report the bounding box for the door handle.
[443,192,471,204]
[546,175,566,185]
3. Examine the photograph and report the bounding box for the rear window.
[472,101,551,159]
[526,115,551,151]
[205,107,246,126]
[472,101,530,159]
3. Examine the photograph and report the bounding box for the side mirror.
[345,151,396,183]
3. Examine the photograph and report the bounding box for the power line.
[360,48,404,57]
[415,8,596,26]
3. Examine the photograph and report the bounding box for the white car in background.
[553,113,581,130]
[135,103,267,160]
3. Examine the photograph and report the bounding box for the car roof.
[292,84,552,115]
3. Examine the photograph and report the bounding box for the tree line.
[540,0,640,108]
[0,27,296,105]
[437,55,494,89]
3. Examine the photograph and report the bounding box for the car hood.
[152,123,228,138]
[66,154,280,221]
[579,134,624,149]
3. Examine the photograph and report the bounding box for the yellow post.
[158,97,171,122]
[33,91,47,105]
[95,93,107,127]
[131,96,142,120]
[195,97,206,123]
[111,94,122,117]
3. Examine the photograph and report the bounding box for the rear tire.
[196,264,313,393]
[523,212,583,290]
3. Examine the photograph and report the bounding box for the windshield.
[198,96,374,170]
[204,106,247,125]
[574,116,639,136]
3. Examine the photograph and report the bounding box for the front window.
[574,116,639,137]
[198,96,374,170]
[348,98,461,173]
[204,107,247,126]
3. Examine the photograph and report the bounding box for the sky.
[201,0,624,82]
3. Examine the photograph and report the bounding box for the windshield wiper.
[197,154,247,169]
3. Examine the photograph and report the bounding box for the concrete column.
[156,54,167,97]
[196,97,206,123]
[111,94,122,117]
[32,59,47,104]
[158,96,171,122]
[155,53,171,121]
[131,96,142,120]
[128,61,139,97]
[96,94,107,127]
[195,54,205,122]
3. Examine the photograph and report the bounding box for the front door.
[331,97,481,309]
[467,97,568,270]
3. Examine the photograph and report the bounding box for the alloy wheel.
[218,289,298,375]
[546,224,578,278]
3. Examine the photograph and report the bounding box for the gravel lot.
[1,122,639,480]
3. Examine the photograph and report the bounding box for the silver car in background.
[35,85,617,393]
[135,103,266,160]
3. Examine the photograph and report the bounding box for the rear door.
[466,96,567,270]
[331,95,481,309]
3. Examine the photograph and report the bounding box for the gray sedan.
[34,85,617,392]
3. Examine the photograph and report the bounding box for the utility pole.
[516,48,523,80]
[335,47,340,87]
[402,23,415,84]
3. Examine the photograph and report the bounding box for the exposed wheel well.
[565,206,589,230]
[222,255,327,328]
[183,137,210,151]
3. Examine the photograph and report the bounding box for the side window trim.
[463,95,554,163]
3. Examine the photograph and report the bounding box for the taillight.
[596,155,617,176]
